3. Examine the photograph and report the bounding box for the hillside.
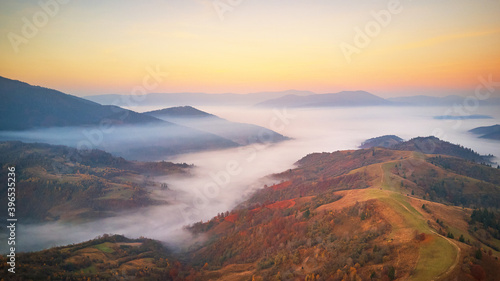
[0,141,191,222]
[184,143,500,280]
[469,124,500,141]
[145,106,290,145]
[5,138,500,280]
[0,76,163,131]
[391,136,494,164]
[255,91,393,108]
[0,234,180,280]
[360,135,493,164]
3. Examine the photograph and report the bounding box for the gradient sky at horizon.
[1,0,499,97]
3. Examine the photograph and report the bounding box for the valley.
[2,138,500,280]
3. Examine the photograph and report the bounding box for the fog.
[0,122,240,161]
[2,105,499,253]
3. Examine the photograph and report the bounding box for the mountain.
[183,140,500,280]
[0,76,248,160]
[469,124,500,141]
[387,95,500,106]
[255,91,393,107]
[84,90,315,107]
[391,136,494,163]
[146,105,215,118]
[434,115,493,120]
[360,135,494,164]
[0,76,163,131]
[359,135,403,149]
[145,106,290,145]
[0,141,191,223]
[10,138,500,280]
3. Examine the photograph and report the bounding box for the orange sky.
[1,0,499,97]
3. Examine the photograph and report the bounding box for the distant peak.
[144,105,215,118]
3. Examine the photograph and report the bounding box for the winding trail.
[377,160,461,281]
[428,228,461,280]
[395,200,461,281]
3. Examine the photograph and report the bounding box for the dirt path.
[428,229,461,281]
[378,163,385,185]
[394,199,461,281]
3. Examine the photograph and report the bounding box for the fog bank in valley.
[3,105,499,253]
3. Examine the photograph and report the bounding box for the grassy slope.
[377,160,458,281]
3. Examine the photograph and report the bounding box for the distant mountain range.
[255,91,392,107]
[144,106,289,145]
[387,95,500,106]
[0,76,289,160]
[85,90,500,108]
[433,115,493,120]
[469,124,500,140]
[84,90,315,107]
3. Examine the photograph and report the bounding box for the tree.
[388,266,396,280]
[475,248,482,260]
[303,209,310,219]
[471,264,486,281]
[459,234,465,243]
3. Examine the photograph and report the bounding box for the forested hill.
[0,141,191,222]
[387,136,493,164]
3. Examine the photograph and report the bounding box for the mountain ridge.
[469,124,500,140]
[255,90,393,107]
[144,106,290,145]
[0,76,165,131]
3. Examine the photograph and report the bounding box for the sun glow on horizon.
[1,0,499,97]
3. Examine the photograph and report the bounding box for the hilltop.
[145,106,216,118]
[360,135,403,149]
[360,135,494,164]
[391,136,494,164]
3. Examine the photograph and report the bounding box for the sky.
[1,0,499,97]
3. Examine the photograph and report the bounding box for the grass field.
[94,242,115,253]
[366,159,460,281]
[412,236,457,281]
